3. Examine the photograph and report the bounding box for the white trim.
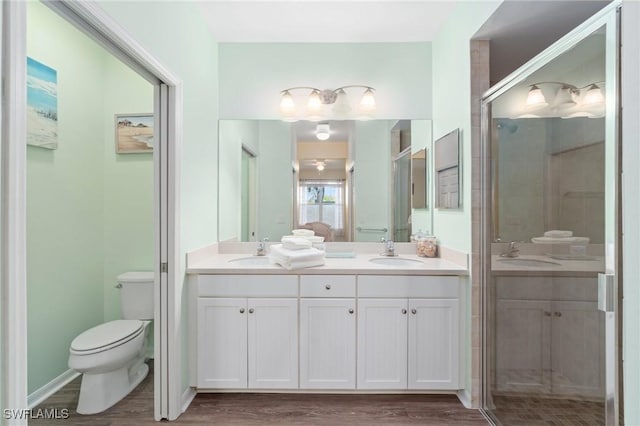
[27,370,80,409]
[181,387,196,414]
[1,2,28,424]
[456,389,472,409]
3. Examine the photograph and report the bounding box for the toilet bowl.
[68,272,154,415]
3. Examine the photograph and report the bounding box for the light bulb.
[316,161,325,171]
[360,88,376,112]
[280,91,296,116]
[332,89,351,115]
[526,85,548,107]
[582,84,604,106]
[308,90,322,112]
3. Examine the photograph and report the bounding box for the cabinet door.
[408,298,459,389]
[496,299,551,393]
[357,298,408,389]
[551,301,604,397]
[247,298,298,389]
[300,298,356,389]
[197,298,247,389]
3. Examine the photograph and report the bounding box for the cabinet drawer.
[358,275,459,298]
[300,275,356,298]
[197,275,298,297]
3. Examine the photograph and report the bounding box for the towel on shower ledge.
[268,244,326,270]
[532,236,590,244]
[543,230,573,238]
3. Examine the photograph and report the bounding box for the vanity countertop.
[491,254,605,277]
[187,252,468,276]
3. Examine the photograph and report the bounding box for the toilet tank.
[117,271,154,320]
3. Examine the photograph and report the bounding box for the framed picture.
[434,128,461,209]
[27,57,58,149]
[115,113,154,154]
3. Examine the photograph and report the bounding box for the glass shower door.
[482,6,620,426]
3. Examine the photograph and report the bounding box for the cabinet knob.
[325,284,331,290]
[544,311,551,317]
[239,308,245,314]
[411,309,417,315]
[401,309,407,315]
[348,308,354,314]
[554,311,562,317]
[249,308,255,314]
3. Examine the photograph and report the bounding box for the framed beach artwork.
[27,57,58,149]
[115,113,154,154]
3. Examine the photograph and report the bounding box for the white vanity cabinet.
[357,275,461,390]
[299,275,356,389]
[495,276,604,397]
[196,275,298,389]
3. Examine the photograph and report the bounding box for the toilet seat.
[70,320,144,355]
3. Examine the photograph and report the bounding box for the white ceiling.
[196,1,458,43]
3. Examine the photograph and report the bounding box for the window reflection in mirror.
[218,119,433,243]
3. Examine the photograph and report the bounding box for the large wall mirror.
[218,119,433,243]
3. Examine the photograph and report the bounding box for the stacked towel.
[281,236,312,250]
[532,236,590,244]
[268,244,326,270]
[544,230,573,238]
[292,229,315,237]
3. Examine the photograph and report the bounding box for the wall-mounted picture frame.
[434,128,461,209]
[27,57,58,149]
[115,113,154,154]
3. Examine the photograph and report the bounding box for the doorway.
[1,1,181,420]
[481,6,620,425]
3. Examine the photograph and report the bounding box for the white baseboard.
[456,389,473,409]
[28,369,80,409]
[181,387,197,413]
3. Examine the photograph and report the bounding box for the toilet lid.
[71,320,143,352]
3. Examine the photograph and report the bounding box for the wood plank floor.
[32,363,489,425]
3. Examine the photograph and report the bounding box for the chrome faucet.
[256,237,269,256]
[380,237,397,257]
[500,241,520,258]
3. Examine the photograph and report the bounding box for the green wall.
[26,1,153,394]
[353,120,393,241]
[218,120,259,242]
[431,1,501,253]
[219,42,432,119]
[96,0,220,394]
[256,121,292,241]
[431,0,502,404]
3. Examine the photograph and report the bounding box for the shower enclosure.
[481,5,620,425]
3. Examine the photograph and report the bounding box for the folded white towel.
[281,236,312,250]
[532,236,590,244]
[544,230,573,238]
[292,229,315,237]
[268,244,326,270]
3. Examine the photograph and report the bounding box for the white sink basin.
[228,256,270,266]
[369,257,425,267]
[497,258,561,267]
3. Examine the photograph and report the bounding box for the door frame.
[1,1,183,421]
[479,1,622,424]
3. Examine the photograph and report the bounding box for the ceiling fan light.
[316,123,330,140]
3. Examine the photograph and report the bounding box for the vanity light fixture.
[279,85,376,120]
[316,123,330,140]
[523,81,605,117]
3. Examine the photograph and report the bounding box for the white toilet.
[68,271,154,415]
